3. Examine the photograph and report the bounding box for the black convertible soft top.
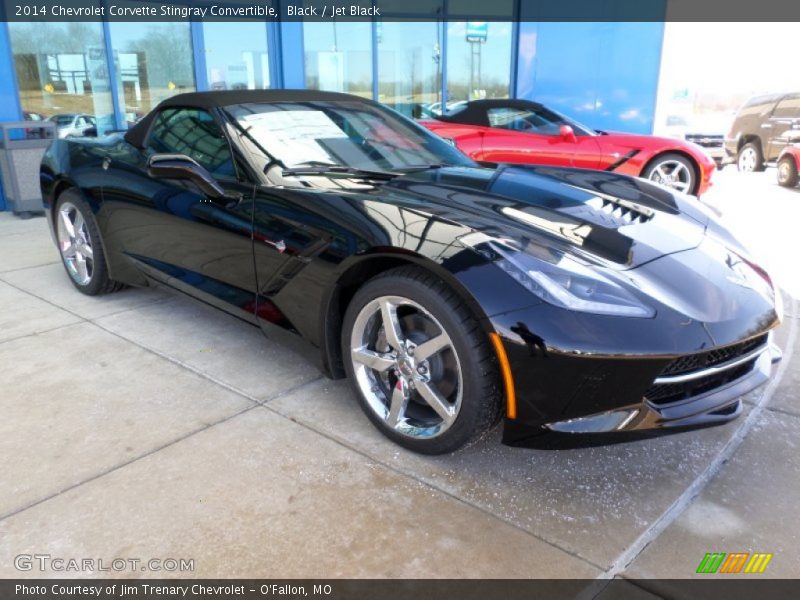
[124,89,371,148]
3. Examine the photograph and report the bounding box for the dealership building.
[0,3,678,210]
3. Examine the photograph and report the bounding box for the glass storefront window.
[446,22,512,109]
[203,22,270,91]
[377,22,442,119]
[108,22,195,127]
[304,22,373,98]
[9,22,115,136]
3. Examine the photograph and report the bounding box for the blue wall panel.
[190,21,209,92]
[0,24,21,121]
[516,21,664,134]
[0,22,22,210]
[278,22,306,89]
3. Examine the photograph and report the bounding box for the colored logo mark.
[696,552,773,574]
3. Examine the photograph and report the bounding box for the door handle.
[203,192,242,210]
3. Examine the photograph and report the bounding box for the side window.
[146,108,237,180]
[773,95,800,119]
[487,106,564,135]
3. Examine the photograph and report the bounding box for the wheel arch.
[48,179,87,234]
[319,251,493,379]
[737,134,762,153]
[641,150,701,195]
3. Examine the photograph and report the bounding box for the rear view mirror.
[147,154,224,199]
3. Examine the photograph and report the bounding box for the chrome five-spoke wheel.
[54,190,120,296]
[350,295,462,439]
[56,201,94,285]
[646,156,694,193]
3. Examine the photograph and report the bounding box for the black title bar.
[4,579,800,600]
[2,0,800,22]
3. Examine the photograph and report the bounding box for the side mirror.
[147,154,224,199]
[559,124,577,143]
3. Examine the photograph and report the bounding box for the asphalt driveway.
[0,167,798,588]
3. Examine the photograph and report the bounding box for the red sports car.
[777,144,799,188]
[420,99,717,196]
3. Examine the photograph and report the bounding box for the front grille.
[660,334,767,377]
[645,359,757,406]
[685,134,724,148]
[644,334,768,407]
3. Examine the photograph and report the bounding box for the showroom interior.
[0,3,673,211]
[2,4,798,210]
[1,2,800,589]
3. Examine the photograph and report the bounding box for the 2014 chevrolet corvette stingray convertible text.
[40,91,782,454]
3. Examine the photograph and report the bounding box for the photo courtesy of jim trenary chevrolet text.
[0,0,800,598]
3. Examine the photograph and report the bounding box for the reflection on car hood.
[380,165,708,269]
[624,235,776,333]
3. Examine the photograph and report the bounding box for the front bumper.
[543,337,780,434]
[492,296,781,445]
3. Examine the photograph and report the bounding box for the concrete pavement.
[0,167,798,585]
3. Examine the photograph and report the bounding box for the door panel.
[480,129,601,169]
[101,108,258,316]
[478,105,602,169]
[767,95,800,160]
[250,188,338,332]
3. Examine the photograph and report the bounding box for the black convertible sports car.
[40,90,782,454]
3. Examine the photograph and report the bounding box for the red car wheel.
[778,156,799,188]
[642,153,696,195]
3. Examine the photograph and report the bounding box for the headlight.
[464,236,655,318]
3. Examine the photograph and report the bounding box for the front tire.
[777,156,799,188]
[642,153,696,195]
[342,266,501,454]
[737,142,765,172]
[55,189,121,296]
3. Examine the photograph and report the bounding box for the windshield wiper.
[281,165,398,180]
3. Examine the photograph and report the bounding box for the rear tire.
[341,266,501,454]
[777,156,799,188]
[737,142,765,172]
[54,189,122,296]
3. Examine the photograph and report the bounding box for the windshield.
[480,105,596,136]
[224,100,474,172]
[541,107,597,136]
[50,115,75,126]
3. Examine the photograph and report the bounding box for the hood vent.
[584,193,655,225]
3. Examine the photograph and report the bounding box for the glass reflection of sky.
[203,22,270,91]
